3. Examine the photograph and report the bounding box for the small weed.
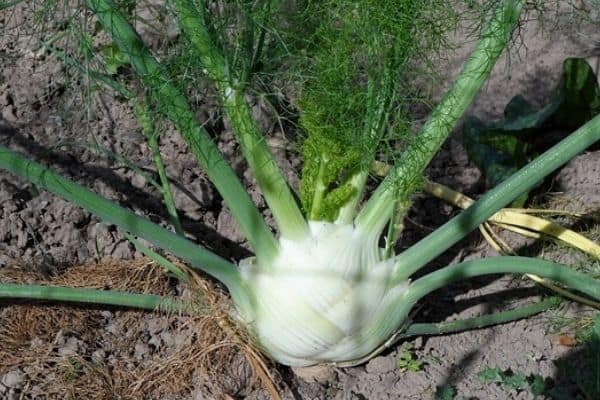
[476,367,549,397]
[99,43,128,75]
[396,344,423,372]
[434,384,456,400]
[63,357,85,382]
[434,384,476,400]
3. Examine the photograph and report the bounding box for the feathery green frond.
[289,0,461,221]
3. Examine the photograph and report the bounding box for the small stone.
[172,332,189,347]
[54,330,66,345]
[148,334,162,349]
[1,370,24,388]
[29,337,44,349]
[58,337,81,356]
[292,365,336,383]
[134,343,150,359]
[5,390,18,400]
[191,388,211,400]
[0,92,12,107]
[217,209,244,242]
[130,173,146,189]
[1,106,17,122]
[91,349,106,363]
[159,331,175,348]
[146,318,166,334]
[110,240,134,259]
[106,321,119,335]
[366,356,396,374]
[413,337,424,349]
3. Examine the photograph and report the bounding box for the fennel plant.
[0,0,599,368]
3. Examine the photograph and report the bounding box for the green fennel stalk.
[356,0,525,234]
[0,144,252,313]
[85,0,279,262]
[393,111,600,284]
[172,0,309,240]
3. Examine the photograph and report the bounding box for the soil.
[0,2,599,399]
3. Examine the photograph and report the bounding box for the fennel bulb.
[239,221,410,367]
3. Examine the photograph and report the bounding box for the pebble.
[29,337,44,349]
[172,332,189,347]
[1,370,24,388]
[134,343,150,358]
[149,334,163,349]
[1,106,17,122]
[106,321,119,335]
[366,356,396,374]
[217,210,245,242]
[146,318,166,334]
[91,349,106,363]
[5,391,18,400]
[413,337,424,349]
[292,365,336,383]
[58,337,82,356]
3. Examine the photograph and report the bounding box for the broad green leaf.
[552,58,600,128]
[463,58,600,207]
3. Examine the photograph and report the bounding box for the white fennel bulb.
[239,221,410,367]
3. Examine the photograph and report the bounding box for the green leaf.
[123,232,189,282]
[396,344,424,372]
[477,367,549,396]
[552,58,600,128]
[463,58,600,207]
[100,43,128,75]
[476,366,504,383]
[502,371,528,390]
[529,374,547,397]
[435,385,456,400]
[463,115,531,206]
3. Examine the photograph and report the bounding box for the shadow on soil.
[550,314,600,400]
[0,122,252,262]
